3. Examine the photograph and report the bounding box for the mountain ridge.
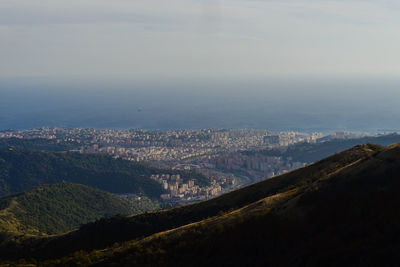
[89,142,400,266]
[0,143,386,264]
[0,143,399,265]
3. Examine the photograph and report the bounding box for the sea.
[1,76,400,134]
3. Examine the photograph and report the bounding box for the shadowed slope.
[86,143,400,266]
[0,144,382,262]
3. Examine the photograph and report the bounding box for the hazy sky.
[1,0,400,79]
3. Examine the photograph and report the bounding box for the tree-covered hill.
[0,183,145,235]
[0,148,208,198]
[3,143,400,265]
[0,137,80,152]
[94,143,400,267]
[0,143,386,262]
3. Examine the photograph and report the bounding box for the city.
[0,127,333,202]
[0,127,323,162]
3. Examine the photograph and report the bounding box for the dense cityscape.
[0,127,323,160]
[0,127,365,202]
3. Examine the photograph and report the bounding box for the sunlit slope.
[85,143,400,266]
[1,144,381,262]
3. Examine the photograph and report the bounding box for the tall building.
[263,135,280,145]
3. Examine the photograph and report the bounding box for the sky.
[1,0,400,79]
[2,0,400,132]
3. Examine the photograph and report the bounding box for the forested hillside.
[2,144,400,265]
[0,148,208,197]
[0,183,145,234]
[47,143,400,266]
[0,137,80,152]
[2,143,399,266]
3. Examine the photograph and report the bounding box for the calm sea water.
[1,76,400,134]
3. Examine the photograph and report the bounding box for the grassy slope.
[86,142,400,266]
[0,144,382,262]
[0,183,138,235]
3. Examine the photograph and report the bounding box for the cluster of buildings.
[263,132,323,147]
[211,153,306,181]
[150,173,226,202]
[83,144,216,162]
[0,127,327,202]
[0,128,324,163]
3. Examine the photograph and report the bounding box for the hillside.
[0,148,209,198]
[88,142,399,267]
[2,143,399,266]
[0,183,146,235]
[243,133,400,163]
[0,137,80,152]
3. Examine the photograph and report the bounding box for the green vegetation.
[0,137,80,152]
[2,143,400,266]
[0,183,149,234]
[0,143,385,262]
[128,195,163,214]
[0,148,209,198]
[68,143,400,266]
